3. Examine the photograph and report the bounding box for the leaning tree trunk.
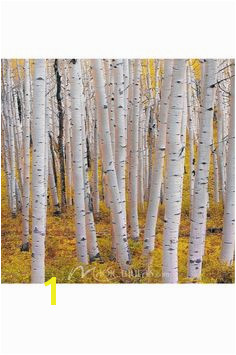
[69,59,88,264]
[162,59,186,283]
[220,61,235,264]
[188,59,217,279]
[31,59,47,283]
[21,59,31,251]
[48,143,60,214]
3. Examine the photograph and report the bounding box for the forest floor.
[1,143,235,284]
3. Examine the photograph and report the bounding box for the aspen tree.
[92,59,130,270]
[12,88,24,196]
[138,102,145,208]
[127,59,134,229]
[2,57,235,284]
[113,59,127,229]
[63,60,73,206]
[143,60,173,255]
[211,142,220,203]
[6,60,17,217]
[1,65,13,212]
[54,59,66,211]
[48,145,60,213]
[93,114,100,217]
[162,59,186,283]
[187,64,196,212]
[129,59,141,240]
[69,59,88,264]
[31,59,47,283]
[217,86,226,200]
[188,59,217,279]
[21,59,30,251]
[220,61,235,264]
[44,67,50,210]
[80,77,100,262]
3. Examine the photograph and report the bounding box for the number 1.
[45,277,56,305]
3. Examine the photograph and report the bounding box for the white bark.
[6,61,17,216]
[69,59,88,264]
[217,86,226,200]
[220,62,235,264]
[188,59,217,279]
[162,59,186,283]
[63,61,73,206]
[92,59,130,270]
[187,64,196,213]
[92,115,100,217]
[211,142,220,203]
[21,59,31,250]
[143,60,173,254]
[31,59,47,283]
[129,59,141,240]
[80,85,100,262]
[114,59,127,229]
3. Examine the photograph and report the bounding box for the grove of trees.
[1,58,235,283]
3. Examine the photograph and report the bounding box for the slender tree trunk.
[31,59,47,283]
[69,59,88,264]
[92,59,130,270]
[143,60,173,255]
[220,62,235,264]
[54,59,66,211]
[129,59,141,240]
[162,59,186,283]
[114,59,127,231]
[92,116,100,218]
[6,61,17,217]
[48,143,60,214]
[63,61,73,206]
[211,142,220,203]
[187,64,196,214]
[80,83,100,262]
[188,59,217,279]
[21,59,31,251]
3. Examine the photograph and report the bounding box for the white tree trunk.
[6,61,17,216]
[92,59,130,270]
[92,115,100,217]
[220,62,235,264]
[31,59,47,283]
[21,59,31,251]
[63,61,73,206]
[143,60,173,254]
[129,59,141,240]
[188,59,217,279]
[162,59,186,283]
[211,142,220,203]
[187,64,196,213]
[80,87,100,262]
[114,59,127,230]
[69,59,88,264]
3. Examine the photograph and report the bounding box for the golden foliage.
[1,128,234,283]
